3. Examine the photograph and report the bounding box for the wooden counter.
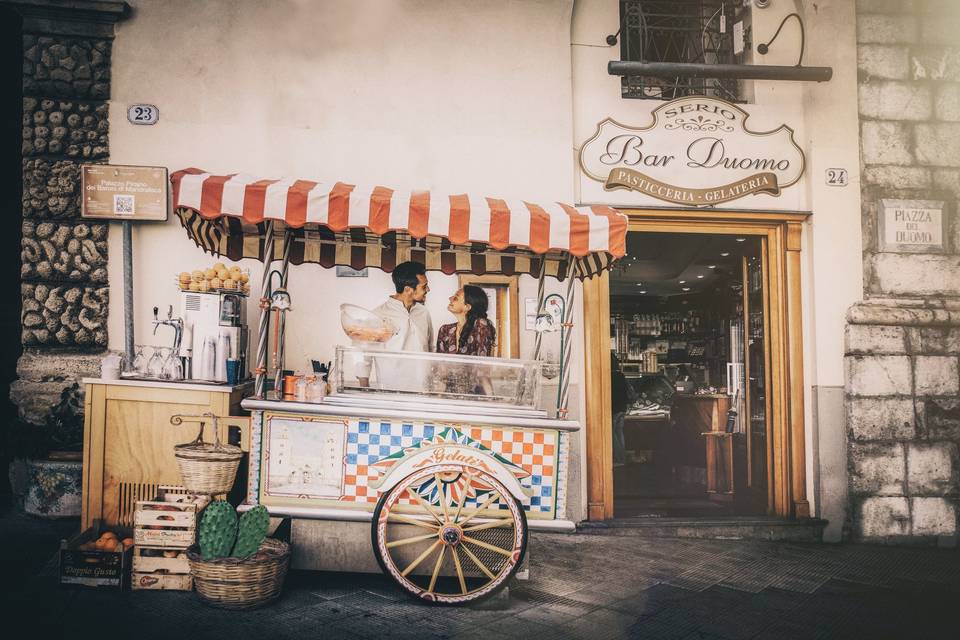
[81,378,252,529]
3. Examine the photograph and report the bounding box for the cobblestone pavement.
[2,509,958,640]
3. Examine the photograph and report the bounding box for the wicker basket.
[173,414,243,495]
[187,538,290,609]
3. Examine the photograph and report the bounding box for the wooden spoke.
[435,473,450,522]
[387,513,441,531]
[457,491,502,527]
[451,546,468,595]
[463,535,513,557]
[427,545,445,594]
[401,540,441,577]
[459,541,496,580]
[386,531,439,549]
[453,473,474,523]
[463,518,516,534]
[407,486,443,524]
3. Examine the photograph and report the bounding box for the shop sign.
[578,97,804,206]
[878,199,945,253]
[81,164,169,221]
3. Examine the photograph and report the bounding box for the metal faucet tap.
[153,305,184,353]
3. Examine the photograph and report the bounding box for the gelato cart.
[170,169,627,604]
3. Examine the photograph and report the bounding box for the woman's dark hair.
[391,261,426,293]
[460,285,495,349]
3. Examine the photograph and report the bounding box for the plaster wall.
[106,0,588,520]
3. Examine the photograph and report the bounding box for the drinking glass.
[146,347,165,379]
[163,351,184,381]
[132,345,147,375]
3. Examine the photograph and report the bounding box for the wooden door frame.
[457,274,520,358]
[582,208,810,521]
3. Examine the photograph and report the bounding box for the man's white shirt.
[373,297,434,353]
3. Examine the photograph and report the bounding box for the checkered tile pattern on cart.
[343,420,559,515]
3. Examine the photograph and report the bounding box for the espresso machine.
[179,290,248,382]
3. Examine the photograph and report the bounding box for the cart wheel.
[372,464,527,605]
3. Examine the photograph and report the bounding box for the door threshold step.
[578,516,827,542]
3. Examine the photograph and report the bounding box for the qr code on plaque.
[113,194,135,216]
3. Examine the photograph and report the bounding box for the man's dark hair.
[392,261,426,293]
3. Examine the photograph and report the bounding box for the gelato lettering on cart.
[578,97,805,206]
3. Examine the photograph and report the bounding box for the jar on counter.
[294,375,309,402]
[306,374,326,402]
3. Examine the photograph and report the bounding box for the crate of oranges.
[176,262,251,295]
[59,521,135,589]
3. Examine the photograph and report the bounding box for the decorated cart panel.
[247,411,569,521]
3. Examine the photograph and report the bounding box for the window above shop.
[618,0,749,102]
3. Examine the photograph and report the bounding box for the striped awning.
[171,168,627,280]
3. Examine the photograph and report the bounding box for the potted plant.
[7,383,84,518]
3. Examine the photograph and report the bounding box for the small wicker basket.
[172,413,243,495]
[187,538,290,610]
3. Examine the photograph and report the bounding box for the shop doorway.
[609,231,769,518]
[581,210,809,522]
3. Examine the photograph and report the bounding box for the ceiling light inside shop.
[682,287,691,292]
[736,237,746,242]
[720,252,730,257]
[679,280,686,284]
[708,265,717,269]
[638,290,647,294]
[697,275,704,279]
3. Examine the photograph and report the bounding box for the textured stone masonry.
[22,35,110,100]
[12,15,119,423]
[20,282,108,348]
[20,219,108,283]
[21,97,108,159]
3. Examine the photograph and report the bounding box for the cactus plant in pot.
[7,384,84,517]
[187,502,289,609]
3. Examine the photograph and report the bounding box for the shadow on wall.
[0,7,24,505]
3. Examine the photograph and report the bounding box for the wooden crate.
[132,572,193,591]
[60,521,133,589]
[133,486,210,549]
[132,547,192,591]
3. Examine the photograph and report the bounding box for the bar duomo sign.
[578,97,805,207]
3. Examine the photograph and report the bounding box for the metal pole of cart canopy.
[532,258,547,361]
[557,262,580,419]
[276,229,294,389]
[255,220,275,397]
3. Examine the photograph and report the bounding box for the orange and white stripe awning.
[171,168,627,280]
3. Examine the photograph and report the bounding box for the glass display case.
[334,346,543,411]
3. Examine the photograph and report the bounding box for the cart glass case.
[334,346,543,411]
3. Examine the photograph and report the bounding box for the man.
[374,261,433,352]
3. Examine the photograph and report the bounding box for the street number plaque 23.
[127,104,159,125]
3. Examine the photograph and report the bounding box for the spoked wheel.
[372,464,528,605]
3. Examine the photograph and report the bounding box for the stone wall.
[848,0,960,545]
[4,2,127,423]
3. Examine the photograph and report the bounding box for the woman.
[436,285,496,356]
[434,285,496,396]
